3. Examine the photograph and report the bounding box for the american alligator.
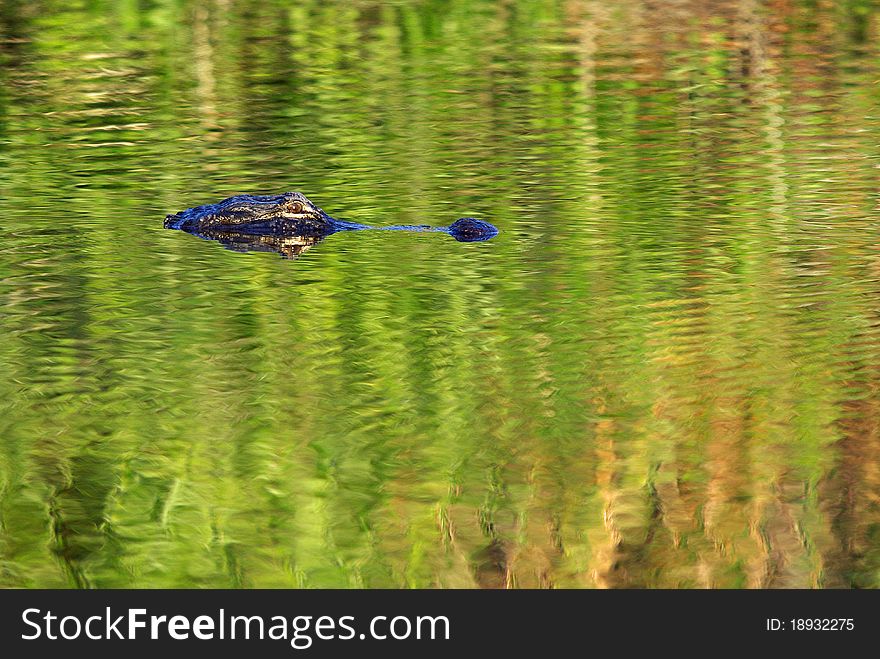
[164,192,498,257]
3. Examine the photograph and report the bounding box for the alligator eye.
[289,201,304,213]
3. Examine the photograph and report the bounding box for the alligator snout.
[163,213,194,230]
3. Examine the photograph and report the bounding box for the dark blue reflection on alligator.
[164,192,499,258]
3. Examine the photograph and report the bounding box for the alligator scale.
[164,192,498,258]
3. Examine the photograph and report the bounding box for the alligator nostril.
[164,214,184,229]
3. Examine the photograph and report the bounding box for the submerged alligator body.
[164,192,498,257]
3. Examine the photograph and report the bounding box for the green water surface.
[1,0,880,588]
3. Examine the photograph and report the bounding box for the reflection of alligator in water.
[164,192,499,258]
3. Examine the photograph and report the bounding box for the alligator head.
[163,192,334,235]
